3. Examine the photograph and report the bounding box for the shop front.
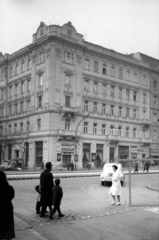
[61,143,75,167]
[150,147,159,165]
[130,146,138,159]
[118,146,129,166]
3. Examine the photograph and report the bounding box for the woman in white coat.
[109,164,122,206]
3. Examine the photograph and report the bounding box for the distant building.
[0,22,159,169]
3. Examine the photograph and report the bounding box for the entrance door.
[63,155,71,167]
[109,147,115,163]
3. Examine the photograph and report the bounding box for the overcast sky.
[0,0,159,59]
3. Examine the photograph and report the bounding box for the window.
[20,102,24,113]
[93,102,97,113]
[15,84,18,95]
[2,71,5,80]
[84,100,88,112]
[65,119,70,130]
[93,123,97,134]
[126,127,129,137]
[110,126,114,135]
[22,62,25,72]
[102,104,106,114]
[10,67,13,78]
[111,66,115,77]
[118,88,122,98]
[133,109,136,119]
[153,96,157,106]
[27,121,30,131]
[83,122,88,133]
[65,96,71,107]
[20,122,23,133]
[126,108,129,117]
[126,71,130,81]
[118,126,122,136]
[0,107,3,117]
[119,106,122,117]
[142,129,146,139]
[66,75,71,86]
[94,61,98,72]
[153,114,157,122]
[37,119,41,131]
[38,96,42,108]
[84,80,89,91]
[143,110,146,119]
[21,82,25,93]
[85,59,89,70]
[28,59,31,69]
[153,130,157,139]
[15,65,19,75]
[133,73,137,83]
[126,90,129,100]
[119,68,123,79]
[40,52,44,63]
[14,104,18,115]
[9,86,12,97]
[1,90,3,100]
[26,100,30,112]
[94,82,97,93]
[39,74,43,86]
[14,124,17,133]
[143,93,146,104]
[8,125,11,134]
[143,75,146,85]
[133,91,137,101]
[103,84,106,95]
[110,86,114,97]
[102,64,106,74]
[64,51,73,64]
[9,105,12,116]
[133,128,137,138]
[27,80,31,91]
[0,126,3,135]
[102,124,106,135]
[110,105,114,116]
[154,80,157,89]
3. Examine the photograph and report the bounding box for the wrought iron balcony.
[61,106,77,119]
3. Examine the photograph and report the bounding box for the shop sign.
[61,143,75,152]
[131,146,137,153]
[150,148,159,155]
[137,148,149,153]
[91,143,96,153]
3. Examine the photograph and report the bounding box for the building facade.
[0,21,158,169]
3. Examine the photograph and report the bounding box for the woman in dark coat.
[0,171,15,240]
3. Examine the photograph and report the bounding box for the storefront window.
[83,143,90,167]
[35,142,43,167]
[96,144,103,167]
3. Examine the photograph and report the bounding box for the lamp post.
[74,113,90,171]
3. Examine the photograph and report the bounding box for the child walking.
[49,178,64,219]
[35,185,41,214]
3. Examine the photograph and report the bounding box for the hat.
[45,162,52,169]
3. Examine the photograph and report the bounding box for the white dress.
[109,164,122,196]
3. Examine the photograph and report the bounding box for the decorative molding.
[45,88,49,92]
[55,88,60,92]
[56,48,62,59]
[76,54,82,64]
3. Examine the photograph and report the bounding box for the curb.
[146,185,159,192]
[15,215,48,240]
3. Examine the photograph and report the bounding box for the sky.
[0,0,159,59]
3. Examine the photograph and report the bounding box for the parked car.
[10,158,23,170]
[58,163,68,171]
[100,163,125,186]
[0,160,12,171]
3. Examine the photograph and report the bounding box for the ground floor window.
[25,142,29,167]
[62,154,71,167]
[118,146,129,166]
[83,143,90,167]
[8,144,12,160]
[96,144,103,167]
[35,142,43,167]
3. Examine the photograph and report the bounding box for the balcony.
[58,129,80,140]
[61,106,77,119]
[141,119,151,126]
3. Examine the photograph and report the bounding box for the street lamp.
[74,113,90,171]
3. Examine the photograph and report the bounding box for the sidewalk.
[14,206,159,240]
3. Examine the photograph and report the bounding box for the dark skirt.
[0,206,15,239]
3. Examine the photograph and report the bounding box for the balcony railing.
[61,106,77,113]
[140,138,151,143]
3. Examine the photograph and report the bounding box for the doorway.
[63,155,71,167]
[109,147,115,163]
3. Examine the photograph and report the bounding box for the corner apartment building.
[0,21,158,169]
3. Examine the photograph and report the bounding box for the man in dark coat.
[40,162,54,217]
[49,178,64,219]
[0,170,15,240]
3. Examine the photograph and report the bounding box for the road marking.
[145,207,159,214]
